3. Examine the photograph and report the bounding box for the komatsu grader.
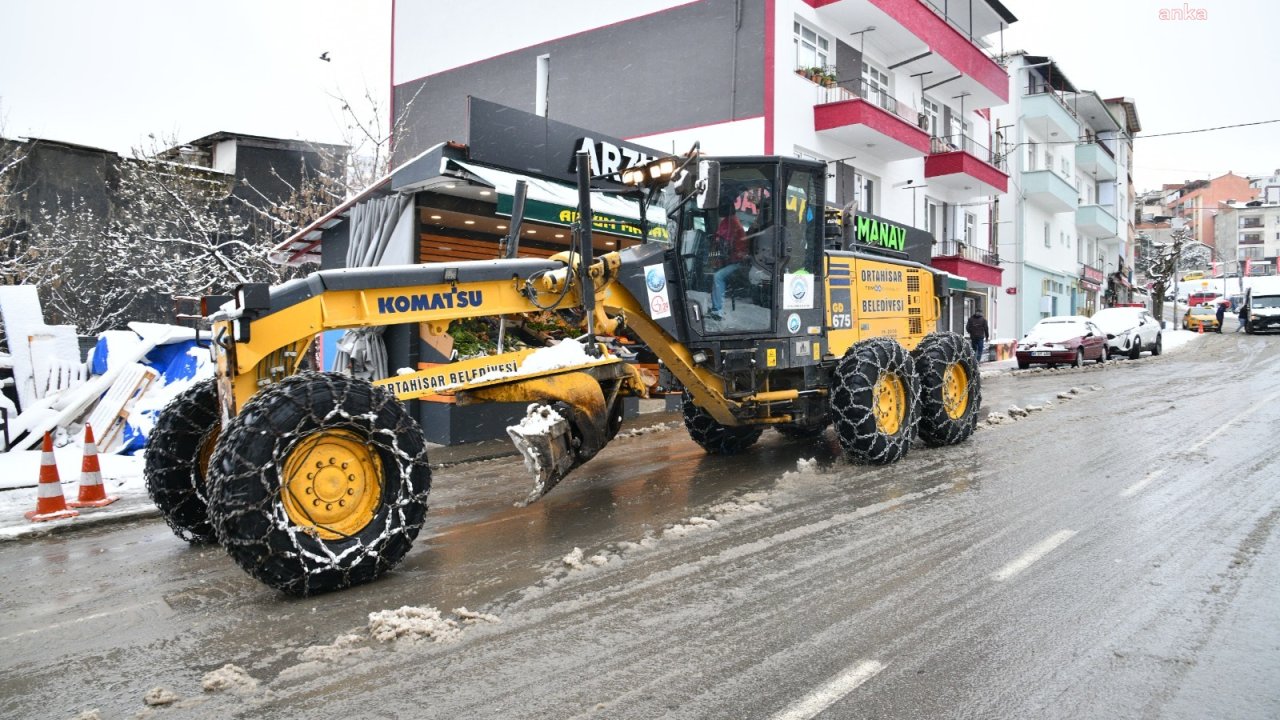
[144,151,981,595]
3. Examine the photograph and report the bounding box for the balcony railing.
[933,239,999,266]
[930,133,1005,171]
[1240,233,1264,245]
[1240,217,1264,228]
[1025,82,1078,119]
[818,79,918,126]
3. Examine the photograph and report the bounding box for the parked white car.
[1091,307,1163,359]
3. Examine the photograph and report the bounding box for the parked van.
[1242,278,1280,333]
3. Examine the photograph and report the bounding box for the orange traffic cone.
[69,424,118,508]
[25,432,79,522]
[1198,322,1204,335]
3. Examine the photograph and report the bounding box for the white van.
[1242,277,1280,333]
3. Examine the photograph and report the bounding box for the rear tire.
[1152,334,1163,355]
[912,332,980,447]
[144,378,220,544]
[682,393,762,454]
[1096,345,1108,365]
[207,372,431,596]
[831,337,918,465]
[1017,359,1030,370]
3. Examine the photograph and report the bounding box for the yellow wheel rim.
[196,423,220,482]
[941,362,970,420]
[873,372,906,436]
[280,429,383,541]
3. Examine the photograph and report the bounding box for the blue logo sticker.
[645,267,666,293]
[806,208,814,222]
[790,277,807,300]
[787,313,802,334]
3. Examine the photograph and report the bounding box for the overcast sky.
[2,0,1276,192]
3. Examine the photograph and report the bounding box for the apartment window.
[1241,232,1263,245]
[1240,246,1264,259]
[921,96,941,137]
[925,198,943,241]
[861,62,891,109]
[794,21,829,70]
[960,119,973,152]
[1044,222,1051,248]
[1061,156,1071,177]
[535,54,551,117]
[854,169,877,213]
[964,212,976,243]
[1044,150,1053,173]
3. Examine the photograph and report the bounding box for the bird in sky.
[319,51,331,62]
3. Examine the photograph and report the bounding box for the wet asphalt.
[0,330,1277,719]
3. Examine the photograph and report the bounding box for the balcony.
[1022,170,1077,213]
[814,80,930,161]
[1076,203,1118,237]
[806,0,1010,107]
[923,133,1009,194]
[930,239,1003,286]
[1075,142,1117,181]
[1023,87,1079,140]
[1240,216,1264,229]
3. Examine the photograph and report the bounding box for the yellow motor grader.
[144,151,981,595]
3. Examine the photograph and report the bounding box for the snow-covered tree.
[1138,225,1191,321]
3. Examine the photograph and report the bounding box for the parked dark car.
[1016,316,1108,369]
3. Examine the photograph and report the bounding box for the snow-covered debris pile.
[367,605,497,644]
[201,663,259,694]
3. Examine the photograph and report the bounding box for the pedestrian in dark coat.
[965,311,990,362]
[1215,300,1227,333]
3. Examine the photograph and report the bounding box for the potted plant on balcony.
[821,69,836,88]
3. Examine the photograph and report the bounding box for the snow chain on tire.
[911,332,981,447]
[207,372,431,596]
[144,378,221,544]
[682,392,762,455]
[831,337,919,465]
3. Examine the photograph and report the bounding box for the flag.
[1244,258,1253,276]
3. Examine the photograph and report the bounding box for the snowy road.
[1,331,1278,719]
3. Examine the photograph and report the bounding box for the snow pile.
[662,515,718,538]
[201,664,258,694]
[297,633,370,664]
[366,605,497,644]
[143,687,179,706]
[562,546,613,570]
[519,338,597,373]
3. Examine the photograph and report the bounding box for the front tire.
[144,378,221,544]
[912,332,980,447]
[832,337,919,464]
[1072,348,1085,368]
[1129,339,1142,360]
[682,393,762,454]
[207,373,431,596]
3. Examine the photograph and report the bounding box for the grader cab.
[144,150,982,595]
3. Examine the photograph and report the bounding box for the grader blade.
[508,403,579,505]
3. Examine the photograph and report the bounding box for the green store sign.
[497,197,669,242]
[852,215,907,252]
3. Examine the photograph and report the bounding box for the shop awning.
[443,159,668,243]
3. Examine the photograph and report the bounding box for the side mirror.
[1106,333,1116,340]
[695,160,720,211]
